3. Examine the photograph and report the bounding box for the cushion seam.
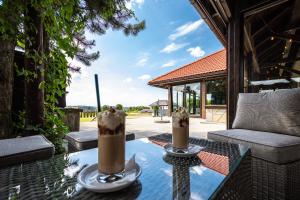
[209,132,300,148]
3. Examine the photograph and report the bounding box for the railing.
[80,112,98,118]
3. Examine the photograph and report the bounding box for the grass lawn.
[80,117,95,122]
[126,112,151,118]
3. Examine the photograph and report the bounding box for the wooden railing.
[80,112,98,118]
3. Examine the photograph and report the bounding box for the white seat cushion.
[0,135,55,167]
[208,129,300,164]
[232,88,300,137]
[65,131,135,151]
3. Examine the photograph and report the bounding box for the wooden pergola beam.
[261,65,300,75]
[167,86,173,116]
[256,40,281,60]
[258,48,283,64]
[252,9,288,38]
[271,32,300,43]
[262,56,300,65]
[191,0,227,46]
[244,24,260,73]
[227,0,244,129]
[191,0,300,129]
[241,0,288,17]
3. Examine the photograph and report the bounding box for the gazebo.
[149,100,168,117]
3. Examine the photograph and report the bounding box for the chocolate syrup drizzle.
[179,118,189,127]
[98,123,125,135]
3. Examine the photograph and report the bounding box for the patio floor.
[80,116,226,139]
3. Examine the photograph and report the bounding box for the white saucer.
[77,156,142,193]
[164,143,204,157]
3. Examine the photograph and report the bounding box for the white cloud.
[160,42,189,53]
[136,53,149,66]
[66,30,168,107]
[161,169,172,177]
[129,87,137,91]
[138,74,151,80]
[191,166,207,176]
[137,58,148,66]
[136,0,144,4]
[126,0,145,9]
[67,67,166,107]
[67,66,97,107]
[169,19,204,41]
[187,46,205,58]
[161,60,176,68]
[124,77,133,83]
[68,59,88,79]
[190,192,205,200]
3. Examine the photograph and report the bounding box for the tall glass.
[98,108,126,174]
[172,108,189,149]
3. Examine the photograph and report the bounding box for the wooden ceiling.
[191,0,300,82]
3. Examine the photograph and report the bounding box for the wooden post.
[188,93,191,113]
[25,4,45,131]
[183,90,186,108]
[227,1,244,129]
[0,41,15,138]
[176,92,178,108]
[200,81,206,119]
[192,92,196,114]
[0,1,19,138]
[168,86,173,116]
[57,92,66,108]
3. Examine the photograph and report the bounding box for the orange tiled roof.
[198,150,229,175]
[148,49,226,86]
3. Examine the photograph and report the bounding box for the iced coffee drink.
[98,107,126,174]
[172,108,189,149]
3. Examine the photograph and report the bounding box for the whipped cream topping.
[98,107,126,131]
[172,107,189,128]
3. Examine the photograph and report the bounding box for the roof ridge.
[148,48,225,84]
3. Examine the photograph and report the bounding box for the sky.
[66,0,223,107]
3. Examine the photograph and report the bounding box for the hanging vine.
[1,0,145,153]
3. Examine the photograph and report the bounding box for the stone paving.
[80,116,226,139]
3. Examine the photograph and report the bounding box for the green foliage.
[153,105,159,111]
[0,0,24,39]
[102,105,110,111]
[126,106,149,112]
[83,0,145,36]
[206,79,226,105]
[41,109,69,154]
[0,0,145,153]
[12,110,26,137]
[116,104,123,110]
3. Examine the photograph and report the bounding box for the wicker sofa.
[208,88,300,200]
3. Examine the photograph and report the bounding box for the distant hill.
[67,105,97,112]
[67,105,151,112]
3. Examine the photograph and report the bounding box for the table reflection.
[163,155,201,200]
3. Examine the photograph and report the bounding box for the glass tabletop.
[0,137,249,200]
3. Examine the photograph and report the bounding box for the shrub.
[102,105,109,111]
[116,104,123,110]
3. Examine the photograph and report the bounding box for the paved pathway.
[80,116,226,139]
